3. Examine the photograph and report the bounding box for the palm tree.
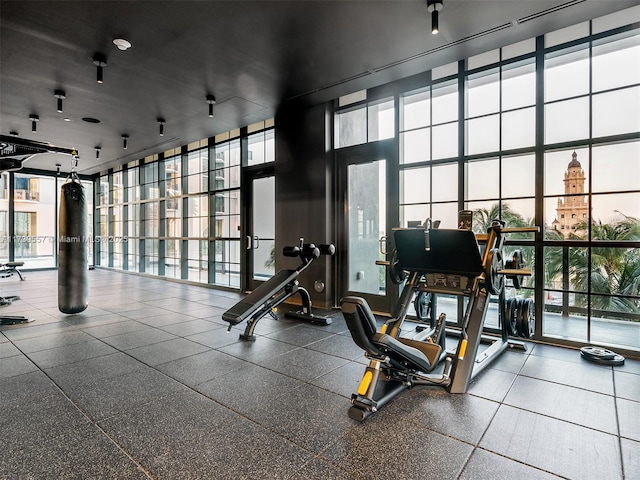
[544,215,640,315]
[472,202,529,234]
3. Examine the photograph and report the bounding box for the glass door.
[245,170,275,291]
[337,140,399,313]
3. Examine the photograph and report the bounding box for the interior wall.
[274,101,335,309]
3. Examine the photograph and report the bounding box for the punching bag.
[58,178,88,313]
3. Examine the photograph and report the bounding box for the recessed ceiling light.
[113,38,132,51]
[63,118,72,122]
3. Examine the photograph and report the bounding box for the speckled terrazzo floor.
[1,269,639,479]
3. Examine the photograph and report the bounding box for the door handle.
[246,235,252,250]
[379,235,388,255]
[254,235,260,249]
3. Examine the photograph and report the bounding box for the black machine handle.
[317,243,336,256]
[282,240,336,261]
[282,246,301,257]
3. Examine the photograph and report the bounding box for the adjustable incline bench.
[223,239,335,341]
[0,262,32,325]
[0,262,25,281]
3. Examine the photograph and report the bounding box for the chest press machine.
[223,239,335,341]
[342,220,538,421]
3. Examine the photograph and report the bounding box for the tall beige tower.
[552,151,589,237]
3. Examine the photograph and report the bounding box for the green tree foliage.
[544,214,640,315]
[472,204,640,316]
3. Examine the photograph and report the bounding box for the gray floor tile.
[520,354,614,395]
[480,405,622,479]
[65,368,188,421]
[311,361,365,398]
[25,338,117,369]
[249,382,355,454]
[13,329,97,354]
[615,369,640,402]
[381,387,500,444]
[156,349,247,386]
[0,341,21,358]
[504,375,618,434]
[323,414,473,479]
[306,333,366,360]
[618,358,640,375]
[0,354,39,378]
[621,438,640,480]
[237,315,301,335]
[122,306,174,320]
[62,312,131,327]
[1,372,90,435]
[285,456,355,480]
[44,352,147,389]
[101,327,177,350]
[81,320,150,339]
[196,362,305,414]
[218,336,298,362]
[266,324,338,346]
[1,321,77,341]
[136,312,197,327]
[126,337,210,366]
[158,318,224,336]
[260,346,350,382]
[487,347,530,374]
[460,448,563,479]
[531,343,583,363]
[99,389,314,479]
[617,397,640,441]
[4,426,148,479]
[468,367,517,402]
[186,328,242,349]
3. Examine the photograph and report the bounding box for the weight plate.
[580,346,617,360]
[517,298,534,339]
[581,351,625,366]
[508,250,524,289]
[504,298,518,336]
[414,291,432,321]
[484,248,504,296]
[389,250,407,285]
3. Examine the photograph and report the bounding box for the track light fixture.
[122,134,129,149]
[9,131,18,137]
[29,114,39,133]
[54,89,66,113]
[93,53,107,83]
[157,117,165,136]
[95,146,101,159]
[427,0,443,35]
[206,94,216,117]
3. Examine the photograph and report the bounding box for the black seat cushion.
[341,296,436,373]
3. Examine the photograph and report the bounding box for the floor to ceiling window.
[0,171,92,269]
[334,8,640,354]
[94,122,274,291]
[541,25,640,350]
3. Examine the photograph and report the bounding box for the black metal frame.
[345,222,534,420]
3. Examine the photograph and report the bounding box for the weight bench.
[0,262,25,281]
[223,240,335,341]
[0,262,31,325]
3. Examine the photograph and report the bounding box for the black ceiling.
[0,0,635,175]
